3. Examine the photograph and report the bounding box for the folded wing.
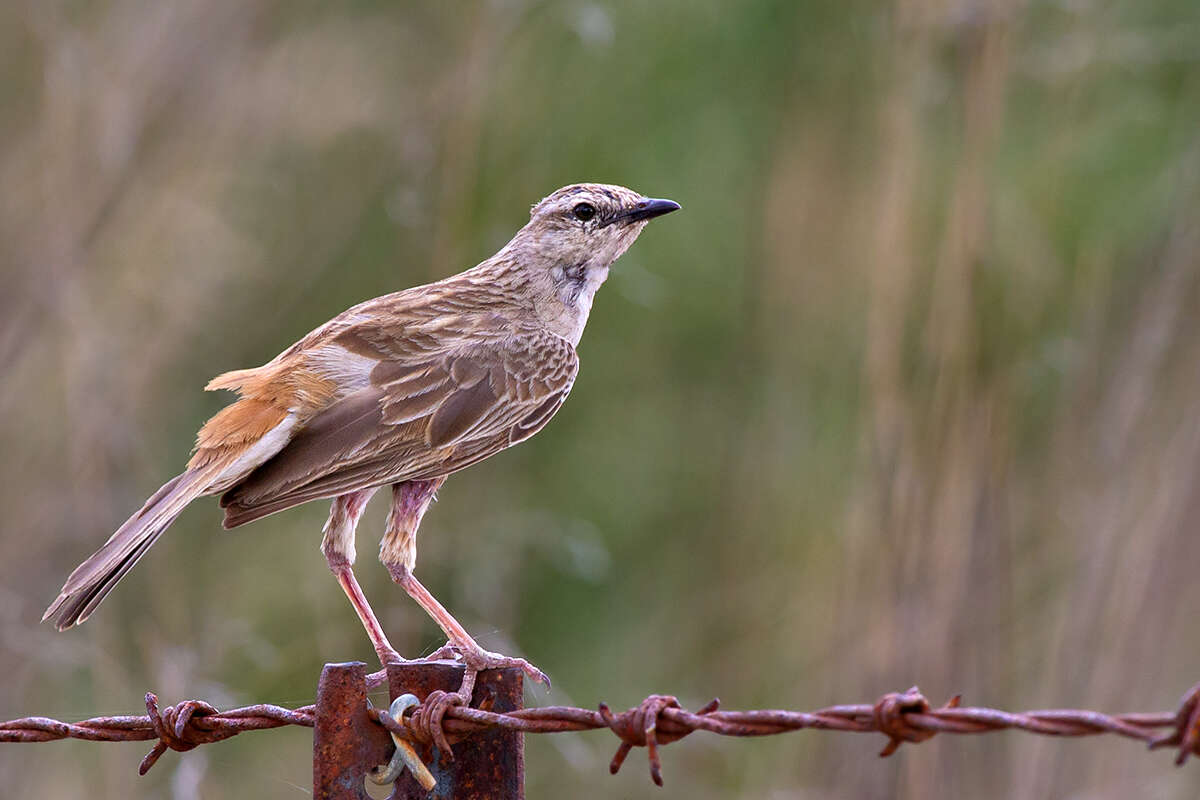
[220,328,578,527]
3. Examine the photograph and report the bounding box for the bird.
[43,182,679,693]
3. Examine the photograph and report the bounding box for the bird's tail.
[42,467,215,630]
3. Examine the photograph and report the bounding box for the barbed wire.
[1,680,1197,785]
[378,682,1200,785]
[0,695,315,774]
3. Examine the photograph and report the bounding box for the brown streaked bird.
[44,183,679,692]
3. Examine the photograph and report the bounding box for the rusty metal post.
[386,660,524,800]
[314,661,394,800]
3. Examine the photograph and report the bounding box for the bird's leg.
[322,488,404,669]
[391,566,550,686]
[382,480,550,704]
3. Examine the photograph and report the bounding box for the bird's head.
[508,183,679,294]
[485,183,677,343]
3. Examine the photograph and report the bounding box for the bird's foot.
[365,646,409,689]
[379,644,406,666]
[408,646,548,761]
[429,639,551,688]
[424,641,461,662]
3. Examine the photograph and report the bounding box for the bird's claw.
[424,642,461,662]
[428,640,551,688]
[365,647,410,688]
[418,650,546,762]
[478,653,550,688]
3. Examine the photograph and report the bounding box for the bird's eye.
[572,203,596,222]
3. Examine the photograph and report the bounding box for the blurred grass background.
[1,0,1199,797]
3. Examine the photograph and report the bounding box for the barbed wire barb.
[1,677,1197,785]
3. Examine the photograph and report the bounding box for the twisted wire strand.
[2,681,1196,784]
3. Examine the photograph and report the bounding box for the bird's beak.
[617,197,681,224]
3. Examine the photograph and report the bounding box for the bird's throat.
[547,261,608,345]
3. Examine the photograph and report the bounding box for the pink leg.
[330,563,401,666]
[322,489,403,667]
[381,480,550,690]
[390,563,549,687]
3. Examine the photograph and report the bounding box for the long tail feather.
[42,468,211,630]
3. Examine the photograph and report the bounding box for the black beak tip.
[626,197,681,223]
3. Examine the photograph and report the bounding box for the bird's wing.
[219,327,578,525]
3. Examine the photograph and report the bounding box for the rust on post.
[314,661,394,800]
[386,660,524,800]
